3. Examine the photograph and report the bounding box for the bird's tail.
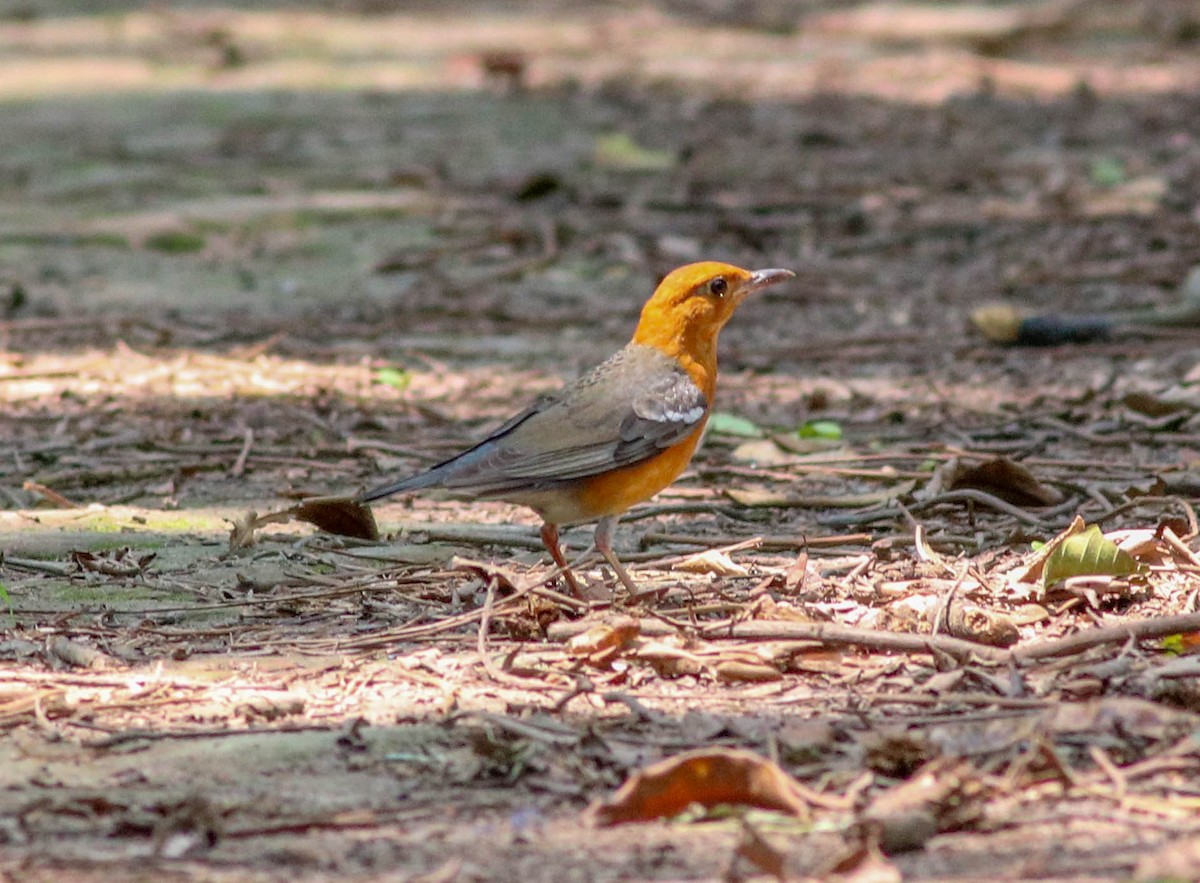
[358,467,445,504]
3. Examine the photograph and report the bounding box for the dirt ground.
[4,2,1200,880]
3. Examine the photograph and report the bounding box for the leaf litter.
[3,2,1200,881]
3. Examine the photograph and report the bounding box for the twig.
[865,691,1049,710]
[20,481,80,508]
[1088,745,1128,803]
[1010,611,1200,662]
[913,489,1071,525]
[1092,494,1199,534]
[639,531,872,550]
[77,722,334,749]
[549,610,1200,666]
[1161,525,1200,566]
[328,557,588,651]
[1,555,74,576]
[548,617,1005,662]
[230,426,254,478]
[476,577,566,692]
[824,490,1078,528]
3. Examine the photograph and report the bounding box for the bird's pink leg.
[594,515,639,596]
[539,522,586,599]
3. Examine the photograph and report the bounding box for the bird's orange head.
[632,262,794,388]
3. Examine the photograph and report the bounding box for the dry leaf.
[565,617,641,657]
[725,486,794,507]
[731,438,794,466]
[588,748,812,825]
[292,496,379,540]
[942,601,1019,647]
[633,640,707,678]
[714,660,783,683]
[71,548,155,578]
[673,549,750,577]
[944,456,1063,507]
[229,496,378,550]
[47,635,107,670]
[1122,389,1193,417]
[450,556,521,591]
[228,510,264,550]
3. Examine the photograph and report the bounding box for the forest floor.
[4,2,1200,880]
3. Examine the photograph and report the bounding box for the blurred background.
[1,0,1199,510]
[4,8,1200,878]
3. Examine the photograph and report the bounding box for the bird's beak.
[741,268,795,298]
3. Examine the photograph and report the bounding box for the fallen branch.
[1010,611,1200,662]
[548,618,1007,662]
[547,611,1200,666]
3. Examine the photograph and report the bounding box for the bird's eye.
[708,277,728,297]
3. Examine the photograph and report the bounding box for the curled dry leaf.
[291,495,379,540]
[588,748,812,826]
[228,510,266,550]
[450,556,522,591]
[71,548,156,578]
[943,456,1064,507]
[634,639,707,678]
[941,602,1019,647]
[228,496,378,550]
[46,635,108,670]
[714,659,783,683]
[673,548,749,577]
[565,616,641,663]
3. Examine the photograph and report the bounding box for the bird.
[359,261,794,598]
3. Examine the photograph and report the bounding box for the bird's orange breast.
[569,420,708,521]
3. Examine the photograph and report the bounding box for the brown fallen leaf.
[944,456,1063,507]
[292,495,378,540]
[587,748,812,826]
[633,640,706,679]
[71,548,156,578]
[228,496,379,550]
[46,635,109,670]
[940,600,1019,647]
[714,660,783,683]
[566,616,641,665]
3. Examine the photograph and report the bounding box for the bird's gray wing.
[371,345,708,499]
